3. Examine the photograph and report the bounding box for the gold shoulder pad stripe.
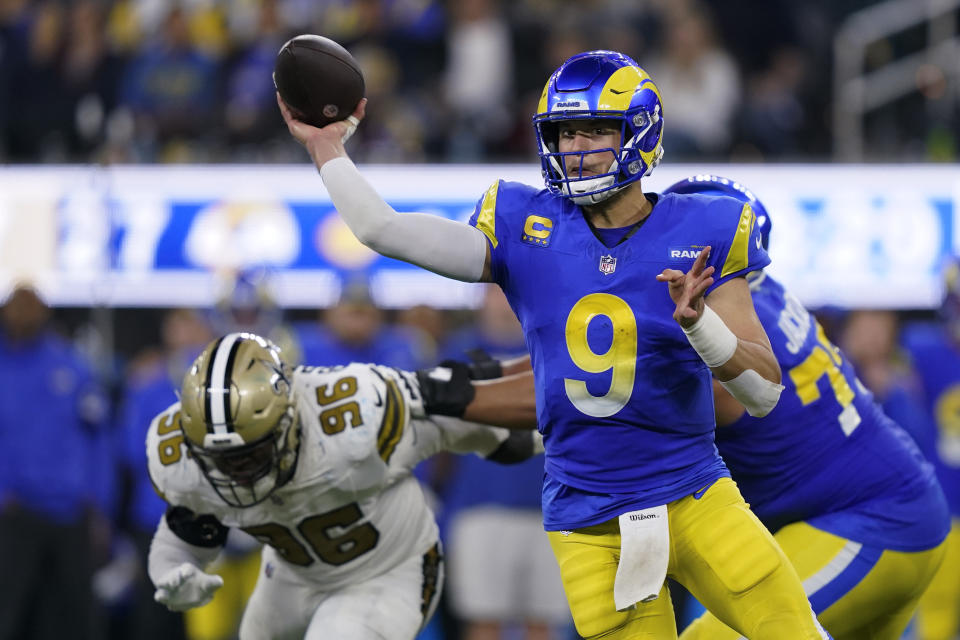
[721,202,756,278]
[474,181,500,249]
[377,378,406,462]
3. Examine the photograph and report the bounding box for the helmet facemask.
[187,407,300,508]
[535,107,662,206]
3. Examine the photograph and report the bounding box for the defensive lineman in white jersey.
[146,333,539,640]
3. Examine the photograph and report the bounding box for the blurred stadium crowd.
[0,0,955,165]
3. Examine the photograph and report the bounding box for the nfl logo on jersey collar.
[599,254,617,275]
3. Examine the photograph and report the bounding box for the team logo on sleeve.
[599,254,617,275]
[522,214,554,247]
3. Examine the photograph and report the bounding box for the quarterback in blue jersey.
[279,51,829,639]
[663,175,949,640]
[901,258,960,640]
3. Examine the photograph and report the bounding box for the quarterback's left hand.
[657,245,715,328]
[416,362,476,417]
[153,563,224,612]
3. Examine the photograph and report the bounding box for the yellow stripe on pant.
[185,550,262,640]
[548,477,826,640]
[915,519,960,640]
[680,521,946,640]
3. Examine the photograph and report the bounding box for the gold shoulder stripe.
[377,378,406,462]
[721,202,756,278]
[474,181,500,249]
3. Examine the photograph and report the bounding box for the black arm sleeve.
[165,506,229,548]
[485,431,537,465]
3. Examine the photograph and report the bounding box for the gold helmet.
[180,333,299,507]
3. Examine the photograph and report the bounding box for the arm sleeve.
[320,157,489,282]
[147,509,225,586]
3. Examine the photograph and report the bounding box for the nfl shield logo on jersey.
[599,255,617,275]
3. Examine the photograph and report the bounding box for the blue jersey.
[902,322,960,517]
[469,184,769,529]
[0,331,109,523]
[719,274,948,550]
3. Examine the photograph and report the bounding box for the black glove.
[416,361,476,417]
[460,349,504,381]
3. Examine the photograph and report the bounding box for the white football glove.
[153,563,224,612]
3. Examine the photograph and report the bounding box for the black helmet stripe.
[222,338,241,433]
[206,333,244,435]
[203,336,225,434]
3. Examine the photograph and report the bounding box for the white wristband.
[681,306,738,368]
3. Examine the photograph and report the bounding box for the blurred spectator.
[61,1,125,159]
[348,42,438,163]
[442,0,512,161]
[840,307,932,457]
[118,6,220,161]
[296,273,423,368]
[396,303,448,368]
[117,308,211,640]
[0,284,110,639]
[646,3,740,158]
[440,286,571,640]
[841,310,914,404]
[736,46,809,159]
[899,260,960,640]
[222,0,287,153]
[0,0,957,163]
[3,1,72,161]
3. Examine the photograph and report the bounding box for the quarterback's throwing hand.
[277,93,366,169]
[154,563,224,612]
[656,246,715,328]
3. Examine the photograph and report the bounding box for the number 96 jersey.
[470,181,769,530]
[147,363,512,590]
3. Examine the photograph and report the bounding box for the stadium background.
[0,0,958,639]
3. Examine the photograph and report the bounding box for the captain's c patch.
[522,215,554,247]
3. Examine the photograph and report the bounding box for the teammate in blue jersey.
[279,50,829,639]
[901,258,960,640]
[661,175,949,640]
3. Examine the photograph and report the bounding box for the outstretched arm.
[278,95,493,282]
[417,363,537,429]
[465,372,538,429]
[658,247,782,417]
[148,507,226,611]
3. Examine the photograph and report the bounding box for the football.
[273,35,365,128]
